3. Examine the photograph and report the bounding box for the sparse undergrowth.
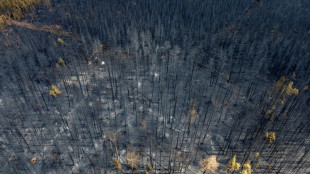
[0,0,50,30]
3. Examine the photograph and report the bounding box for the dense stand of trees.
[0,0,310,173]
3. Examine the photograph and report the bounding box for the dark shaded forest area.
[1,0,310,173]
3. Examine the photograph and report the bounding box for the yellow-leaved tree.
[265,132,276,144]
[113,159,122,172]
[226,154,240,171]
[239,160,252,174]
[200,155,220,173]
[126,152,139,171]
[49,84,62,97]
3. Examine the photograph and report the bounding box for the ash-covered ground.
[1,0,310,173]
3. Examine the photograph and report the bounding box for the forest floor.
[1,0,310,174]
